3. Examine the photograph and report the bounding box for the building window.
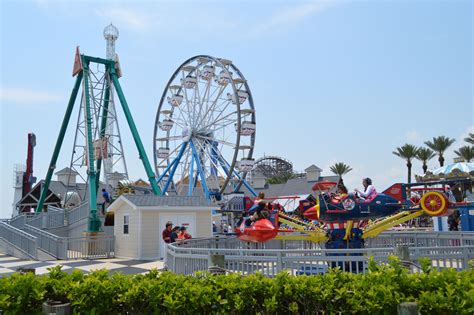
[123,215,129,234]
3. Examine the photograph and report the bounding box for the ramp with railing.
[1,203,114,260]
[0,222,38,260]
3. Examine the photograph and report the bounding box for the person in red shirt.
[162,222,173,243]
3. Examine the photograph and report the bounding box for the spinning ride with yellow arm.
[234,179,473,249]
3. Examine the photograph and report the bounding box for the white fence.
[23,224,115,260]
[167,232,474,276]
[23,225,67,259]
[2,203,113,261]
[365,231,474,247]
[0,222,38,260]
[65,202,90,225]
[67,235,115,259]
[26,211,65,230]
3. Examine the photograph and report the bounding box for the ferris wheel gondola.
[153,55,257,200]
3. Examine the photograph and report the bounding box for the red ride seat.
[236,219,277,243]
[330,194,348,204]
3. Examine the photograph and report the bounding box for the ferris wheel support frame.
[36,53,160,232]
[211,146,257,196]
[189,139,211,199]
[162,142,188,194]
[189,154,195,196]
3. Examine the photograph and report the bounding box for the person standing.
[101,188,111,215]
[448,211,460,231]
[162,222,173,266]
[162,222,173,244]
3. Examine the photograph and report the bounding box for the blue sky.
[0,0,472,218]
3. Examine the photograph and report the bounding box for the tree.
[454,146,474,162]
[266,172,294,185]
[393,144,419,184]
[329,162,353,181]
[464,133,474,145]
[424,136,456,167]
[416,147,436,174]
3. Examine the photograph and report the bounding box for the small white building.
[108,195,215,260]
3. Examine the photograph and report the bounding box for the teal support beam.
[82,55,114,66]
[36,72,83,213]
[83,60,101,232]
[110,68,161,195]
[95,74,111,191]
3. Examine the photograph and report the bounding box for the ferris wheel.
[153,55,257,200]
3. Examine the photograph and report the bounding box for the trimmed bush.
[0,257,472,314]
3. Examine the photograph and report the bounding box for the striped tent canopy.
[417,162,474,182]
[431,162,474,175]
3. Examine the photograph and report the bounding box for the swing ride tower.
[35,48,160,232]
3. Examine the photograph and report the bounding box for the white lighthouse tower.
[102,23,128,187]
[104,23,119,60]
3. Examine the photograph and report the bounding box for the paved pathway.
[0,253,164,277]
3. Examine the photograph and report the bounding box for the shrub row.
[0,257,473,314]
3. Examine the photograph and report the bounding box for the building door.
[159,213,196,259]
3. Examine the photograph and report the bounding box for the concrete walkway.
[0,252,164,277]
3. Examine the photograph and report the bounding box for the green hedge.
[0,257,473,314]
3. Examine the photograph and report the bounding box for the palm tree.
[393,144,419,184]
[329,162,353,181]
[424,136,456,167]
[416,147,436,174]
[464,133,474,145]
[454,146,474,162]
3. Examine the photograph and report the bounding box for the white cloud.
[94,7,153,32]
[0,88,64,104]
[405,130,422,143]
[250,1,338,37]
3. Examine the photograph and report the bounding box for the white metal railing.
[25,214,43,228]
[23,224,67,259]
[24,208,65,230]
[365,231,474,247]
[67,235,115,259]
[0,222,38,260]
[65,202,90,225]
[22,224,114,260]
[9,214,26,228]
[44,208,65,229]
[167,233,474,276]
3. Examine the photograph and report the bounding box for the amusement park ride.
[233,179,474,249]
[33,24,259,235]
[153,55,257,200]
[35,42,161,232]
[30,24,472,246]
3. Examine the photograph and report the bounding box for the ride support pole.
[95,77,111,191]
[110,66,161,196]
[83,60,101,233]
[35,72,83,213]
